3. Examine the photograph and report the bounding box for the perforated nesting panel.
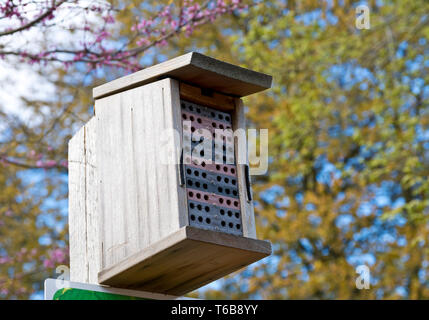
[181,99,243,236]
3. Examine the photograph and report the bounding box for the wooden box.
[68,52,272,295]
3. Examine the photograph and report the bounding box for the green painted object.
[53,288,148,300]
[44,279,182,300]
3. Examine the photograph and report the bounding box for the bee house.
[68,52,272,295]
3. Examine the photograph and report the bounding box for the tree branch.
[0,0,67,37]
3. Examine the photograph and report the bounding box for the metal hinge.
[244,164,252,202]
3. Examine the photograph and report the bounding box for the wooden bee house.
[68,52,272,295]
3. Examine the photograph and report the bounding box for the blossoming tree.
[0,0,243,298]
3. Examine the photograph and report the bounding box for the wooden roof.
[93,52,272,99]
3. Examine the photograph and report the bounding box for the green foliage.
[175,0,429,299]
[0,68,88,298]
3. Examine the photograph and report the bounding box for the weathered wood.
[170,79,189,228]
[93,52,272,100]
[68,126,87,283]
[96,78,187,272]
[68,117,99,283]
[98,226,271,295]
[179,82,235,111]
[233,98,257,239]
[84,119,100,283]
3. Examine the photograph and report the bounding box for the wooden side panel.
[95,93,128,270]
[69,126,87,283]
[233,98,257,239]
[96,78,185,271]
[68,117,100,283]
[85,118,100,283]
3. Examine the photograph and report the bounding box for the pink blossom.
[170,20,178,29]
[45,160,57,167]
[52,248,66,262]
[0,0,243,84]
[43,248,68,269]
[43,259,55,269]
[95,31,110,43]
[104,14,115,24]
[36,159,57,168]
[60,160,68,168]
[157,40,168,47]
[0,257,11,264]
[137,38,150,47]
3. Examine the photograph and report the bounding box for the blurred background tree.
[1,0,428,299]
[0,0,243,299]
[167,0,429,299]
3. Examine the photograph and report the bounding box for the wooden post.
[68,117,99,283]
